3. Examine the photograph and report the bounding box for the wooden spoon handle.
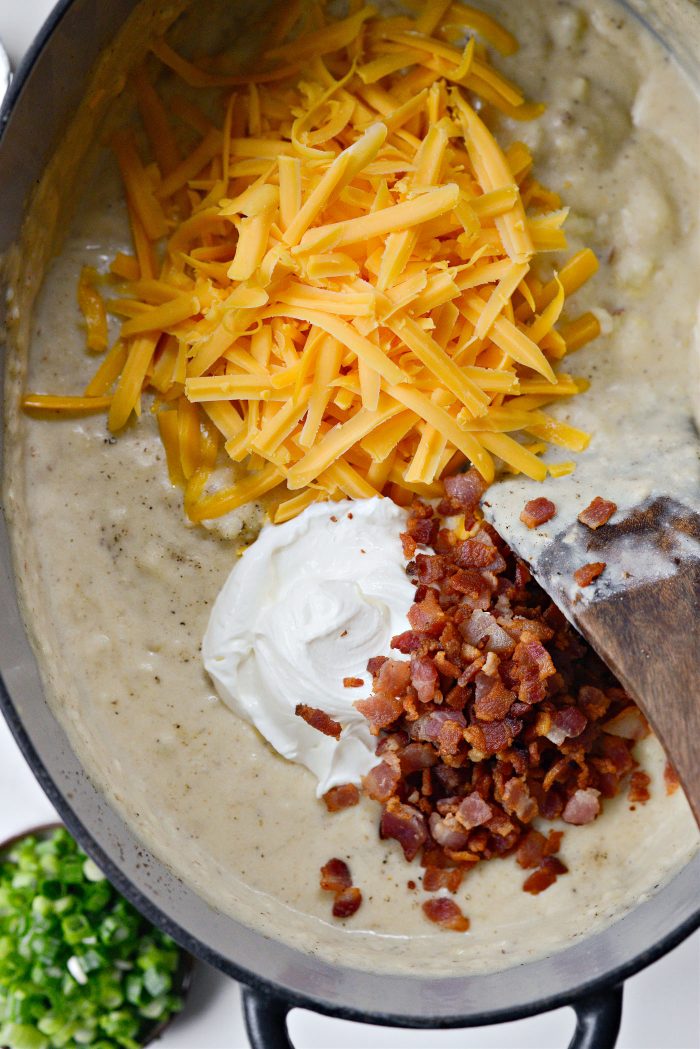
[576,561,700,825]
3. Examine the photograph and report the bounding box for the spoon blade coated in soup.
[484,472,700,825]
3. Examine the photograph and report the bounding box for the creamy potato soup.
[3,0,699,975]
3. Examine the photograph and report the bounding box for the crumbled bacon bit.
[343,676,364,688]
[603,706,649,741]
[578,685,610,720]
[391,630,422,653]
[574,562,606,587]
[664,761,680,795]
[578,497,617,529]
[380,797,428,860]
[320,859,363,919]
[455,793,492,830]
[519,497,556,528]
[461,609,514,654]
[455,539,506,572]
[422,897,470,932]
[522,856,568,895]
[448,568,493,607]
[407,515,439,547]
[410,655,439,703]
[423,867,464,893]
[332,886,362,918]
[547,707,587,745]
[323,783,360,812]
[443,468,487,511]
[628,771,651,805]
[515,560,531,587]
[415,553,449,583]
[295,703,342,739]
[517,827,563,872]
[474,678,515,722]
[376,658,412,696]
[511,632,556,705]
[412,709,466,743]
[562,788,601,825]
[400,742,438,774]
[516,829,548,870]
[320,858,352,893]
[305,478,652,918]
[363,761,401,802]
[400,532,417,559]
[429,811,470,852]
[407,588,447,636]
[354,693,403,733]
[544,830,564,856]
[367,655,387,676]
[409,499,434,520]
[501,777,538,823]
[597,733,635,778]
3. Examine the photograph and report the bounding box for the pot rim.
[0,0,698,1032]
[0,0,71,130]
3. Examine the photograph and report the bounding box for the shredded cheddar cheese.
[77,267,109,353]
[22,2,602,522]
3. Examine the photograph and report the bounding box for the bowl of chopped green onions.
[0,824,192,1049]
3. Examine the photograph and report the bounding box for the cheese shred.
[23,2,600,521]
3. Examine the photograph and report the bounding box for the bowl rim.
[0,820,195,1048]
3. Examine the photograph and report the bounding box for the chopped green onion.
[0,1023,49,1049]
[0,828,186,1048]
[82,858,106,883]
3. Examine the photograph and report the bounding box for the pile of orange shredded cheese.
[22,1,602,525]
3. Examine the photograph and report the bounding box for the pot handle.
[568,985,623,1049]
[242,988,293,1049]
[241,982,624,1049]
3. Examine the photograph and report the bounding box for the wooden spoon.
[487,496,700,825]
[570,500,700,824]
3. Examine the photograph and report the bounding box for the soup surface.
[4,0,699,975]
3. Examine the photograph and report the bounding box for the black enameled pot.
[0,3,698,1046]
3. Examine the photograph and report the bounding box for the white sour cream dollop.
[203,497,414,795]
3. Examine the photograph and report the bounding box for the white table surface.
[1,3,699,1047]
